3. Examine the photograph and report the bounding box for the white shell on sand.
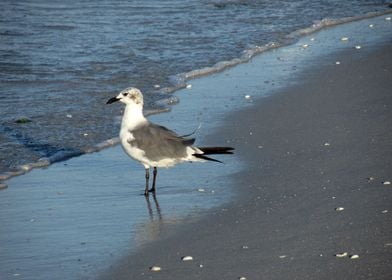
[279,255,287,259]
[197,188,206,192]
[350,254,359,259]
[381,210,388,214]
[154,84,160,88]
[385,17,391,21]
[244,94,251,99]
[367,176,375,182]
[181,256,194,261]
[341,37,349,41]
[186,84,192,89]
[150,266,161,272]
[369,24,374,28]
[324,142,331,146]
[239,277,247,280]
[335,207,345,211]
[382,181,391,185]
[355,45,362,49]
[335,61,341,65]
[302,44,309,48]
[335,252,348,258]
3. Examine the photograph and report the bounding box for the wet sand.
[103,43,392,278]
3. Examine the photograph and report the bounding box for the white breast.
[120,130,149,167]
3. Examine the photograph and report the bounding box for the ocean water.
[0,0,390,176]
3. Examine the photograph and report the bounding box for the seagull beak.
[106,97,120,104]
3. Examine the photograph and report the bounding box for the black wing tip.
[197,146,235,155]
[193,154,223,163]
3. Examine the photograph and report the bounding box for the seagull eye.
[123,93,128,96]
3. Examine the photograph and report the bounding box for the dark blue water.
[0,0,390,175]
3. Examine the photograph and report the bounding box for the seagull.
[107,87,234,196]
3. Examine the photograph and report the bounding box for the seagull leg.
[150,167,157,193]
[144,168,150,196]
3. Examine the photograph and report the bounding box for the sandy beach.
[1,15,392,280]
[102,35,392,280]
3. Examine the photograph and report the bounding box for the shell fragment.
[335,252,348,258]
[150,266,161,272]
[181,256,194,261]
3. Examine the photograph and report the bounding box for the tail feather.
[193,154,223,163]
[192,146,234,163]
[197,147,234,155]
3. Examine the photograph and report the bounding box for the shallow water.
[1,15,391,280]
[0,0,390,175]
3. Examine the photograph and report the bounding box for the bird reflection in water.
[145,194,162,221]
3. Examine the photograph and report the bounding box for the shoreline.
[1,10,391,185]
[102,31,392,280]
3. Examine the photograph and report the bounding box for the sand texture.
[103,43,392,279]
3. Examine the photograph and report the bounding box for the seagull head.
[106,87,144,106]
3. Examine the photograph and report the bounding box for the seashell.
[302,44,309,48]
[385,17,391,21]
[181,256,193,261]
[335,61,341,65]
[335,207,345,211]
[197,188,206,192]
[310,38,315,41]
[381,210,388,214]
[239,277,247,280]
[382,181,391,185]
[335,252,348,258]
[369,24,374,28]
[355,45,362,50]
[244,94,251,99]
[186,84,192,89]
[66,114,72,118]
[341,37,349,41]
[154,84,160,88]
[279,255,287,259]
[349,254,359,259]
[150,266,161,272]
[324,142,331,146]
[367,176,375,182]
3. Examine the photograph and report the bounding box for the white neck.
[121,103,147,131]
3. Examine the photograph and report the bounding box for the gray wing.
[129,122,196,161]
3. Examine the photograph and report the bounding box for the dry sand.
[102,43,392,279]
